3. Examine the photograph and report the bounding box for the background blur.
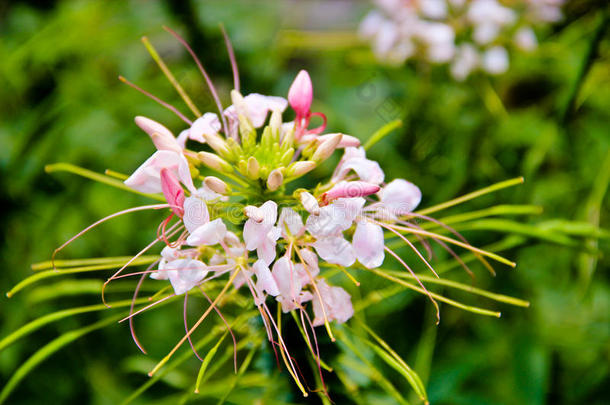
[1,1,608,404]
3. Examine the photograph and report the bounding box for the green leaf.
[0,315,121,404]
[415,177,524,216]
[336,328,411,405]
[380,269,530,307]
[7,257,158,297]
[0,300,127,352]
[45,162,165,202]
[351,319,428,402]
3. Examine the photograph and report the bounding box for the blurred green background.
[1,0,608,404]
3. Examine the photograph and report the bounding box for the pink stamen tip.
[320,181,381,205]
[288,70,313,120]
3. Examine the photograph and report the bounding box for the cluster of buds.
[359,0,565,80]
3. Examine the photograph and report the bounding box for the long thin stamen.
[405,213,496,275]
[244,277,274,341]
[102,222,182,306]
[391,224,516,267]
[415,177,525,216]
[430,238,474,278]
[384,246,440,323]
[298,307,329,397]
[148,268,240,377]
[378,221,440,279]
[293,246,335,342]
[112,263,232,281]
[183,292,204,361]
[52,204,169,271]
[120,293,176,323]
[130,266,156,354]
[220,24,240,92]
[388,217,433,260]
[163,26,229,136]
[118,76,192,125]
[262,302,308,397]
[199,286,238,372]
[393,219,474,277]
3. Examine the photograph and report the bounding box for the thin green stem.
[415,177,524,216]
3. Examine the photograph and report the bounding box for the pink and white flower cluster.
[359,0,565,79]
[119,67,421,332]
[121,66,426,329]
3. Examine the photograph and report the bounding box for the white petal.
[482,46,509,75]
[313,236,356,267]
[278,207,305,237]
[186,218,227,246]
[353,221,385,268]
[183,196,209,234]
[124,150,182,194]
[253,259,280,298]
[380,178,422,215]
[257,227,280,265]
[272,256,302,301]
[165,259,207,295]
[189,113,221,143]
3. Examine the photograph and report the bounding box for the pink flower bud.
[288,70,313,119]
[320,181,380,205]
[160,168,185,217]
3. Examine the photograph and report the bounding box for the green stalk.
[45,163,165,202]
[415,177,524,216]
[142,36,202,117]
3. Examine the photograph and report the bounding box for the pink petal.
[332,146,384,185]
[256,227,280,265]
[243,201,278,251]
[295,248,320,285]
[135,116,181,153]
[160,168,185,217]
[272,256,302,300]
[312,279,354,326]
[124,150,195,194]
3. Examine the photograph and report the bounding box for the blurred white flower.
[360,0,565,79]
